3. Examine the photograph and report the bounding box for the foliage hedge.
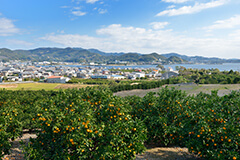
[179,68,240,84]
[68,68,240,93]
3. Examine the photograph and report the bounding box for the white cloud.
[72,0,99,4]
[157,0,229,16]
[6,39,33,46]
[86,0,99,4]
[229,30,240,40]
[42,34,103,49]
[203,15,240,31]
[42,24,240,58]
[98,8,108,14]
[57,30,65,34]
[72,10,87,16]
[162,0,191,3]
[60,4,85,17]
[61,6,70,8]
[167,5,176,9]
[68,0,102,18]
[96,24,151,41]
[150,22,169,30]
[0,17,20,36]
[73,7,82,10]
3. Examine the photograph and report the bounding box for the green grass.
[0,83,96,91]
[170,84,240,95]
[115,84,240,97]
[6,83,61,90]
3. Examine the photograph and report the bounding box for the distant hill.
[161,53,240,64]
[0,47,239,64]
[87,48,125,56]
[0,47,104,62]
[161,53,190,60]
[0,47,187,64]
[28,47,105,62]
[167,56,188,64]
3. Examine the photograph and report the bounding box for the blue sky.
[0,0,240,58]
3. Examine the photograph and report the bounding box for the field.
[114,84,240,97]
[1,83,240,95]
[0,83,94,90]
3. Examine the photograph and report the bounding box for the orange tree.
[10,90,57,131]
[0,99,22,158]
[0,89,61,158]
[23,87,147,160]
[126,87,239,160]
[184,91,240,159]
[0,90,56,132]
[126,87,189,146]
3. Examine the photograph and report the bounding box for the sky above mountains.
[0,0,240,58]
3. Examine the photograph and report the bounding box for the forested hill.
[0,47,186,63]
[161,53,240,64]
[0,47,239,64]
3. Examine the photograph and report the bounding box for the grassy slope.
[114,84,240,97]
[0,83,94,90]
[1,83,240,96]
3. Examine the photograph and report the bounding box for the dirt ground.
[2,133,202,160]
[2,132,37,160]
[114,84,240,97]
[0,84,18,89]
[54,84,94,89]
[136,147,202,160]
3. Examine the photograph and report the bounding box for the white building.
[135,72,145,78]
[111,75,125,80]
[46,76,71,83]
[77,72,89,79]
[161,71,179,80]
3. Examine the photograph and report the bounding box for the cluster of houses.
[0,61,179,83]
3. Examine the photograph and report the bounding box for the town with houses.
[0,60,179,83]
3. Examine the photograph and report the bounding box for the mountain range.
[0,47,239,64]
